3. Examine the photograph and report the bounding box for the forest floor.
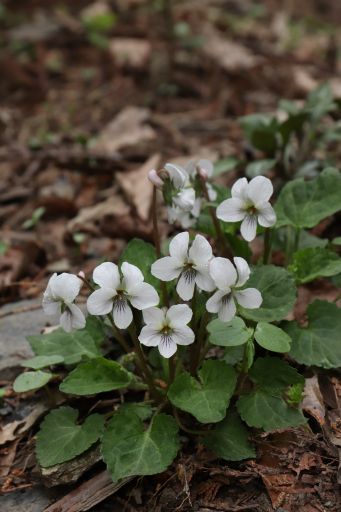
[0,0,340,510]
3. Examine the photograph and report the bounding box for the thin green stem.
[193,311,210,372]
[294,227,301,253]
[128,322,162,402]
[168,355,176,386]
[189,287,198,375]
[263,228,272,264]
[172,407,207,436]
[198,173,230,257]
[152,186,169,308]
[107,315,131,354]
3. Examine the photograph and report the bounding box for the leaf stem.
[193,311,210,372]
[128,322,163,402]
[294,227,301,253]
[198,173,230,257]
[152,185,169,308]
[172,406,207,436]
[189,287,198,375]
[168,355,176,386]
[263,228,272,264]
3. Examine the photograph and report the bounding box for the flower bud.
[148,169,164,189]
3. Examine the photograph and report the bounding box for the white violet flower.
[216,175,276,241]
[139,304,195,358]
[151,231,215,301]
[206,257,262,322]
[42,273,86,332]
[87,262,159,329]
[172,187,196,212]
[164,163,188,189]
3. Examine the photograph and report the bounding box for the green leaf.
[254,322,291,353]
[13,371,52,392]
[306,83,336,119]
[36,407,104,467]
[21,355,64,369]
[119,403,153,421]
[204,411,255,461]
[120,238,159,289]
[237,391,306,431]
[285,300,341,369]
[245,339,255,369]
[59,358,132,395]
[102,411,179,483]
[246,159,276,179]
[240,114,279,154]
[289,247,341,284]
[275,168,341,229]
[239,265,296,322]
[207,317,253,347]
[168,360,237,423]
[28,317,104,365]
[248,357,304,393]
[223,345,245,365]
[213,157,240,177]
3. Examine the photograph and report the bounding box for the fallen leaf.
[109,38,151,69]
[293,67,318,94]
[116,153,160,221]
[202,28,262,72]
[302,376,325,426]
[90,107,156,157]
[0,403,47,445]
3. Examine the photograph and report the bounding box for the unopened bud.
[197,166,208,180]
[148,169,164,189]
[197,159,213,180]
[78,271,85,279]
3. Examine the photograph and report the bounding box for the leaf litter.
[0,0,340,510]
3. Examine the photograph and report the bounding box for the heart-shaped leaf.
[168,360,237,424]
[289,247,341,284]
[120,238,159,289]
[59,357,133,395]
[248,357,304,394]
[275,168,341,229]
[101,411,179,483]
[28,317,104,365]
[254,323,291,353]
[36,406,104,467]
[237,391,306,431]
[285,300,341,369]
[13,371,52,392]
[207,317,253,347]
[239,265,296,322]
[204,411,255,461]
[246,159,276,179]
[21,355,64,369]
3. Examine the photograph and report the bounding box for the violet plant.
[13,160,341,483]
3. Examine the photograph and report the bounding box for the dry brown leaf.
[292,67,318,94]
[67,195,130,233]
[302,376,326,426]
[91,106,156,157]
[202,29,262,72]
[80,1,112,20]
[116,153,160,221]
[0,403,47,445]
[109,38,151,69]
